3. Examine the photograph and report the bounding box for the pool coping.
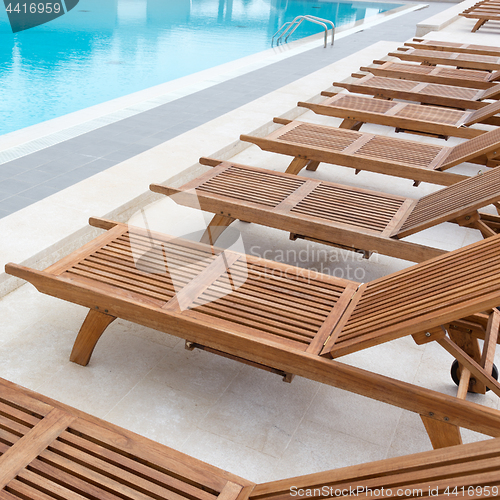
[416,0,477,35]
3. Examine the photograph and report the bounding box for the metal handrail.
[303,15,335,45]
[271,20,294,46]
[272,15,334,48]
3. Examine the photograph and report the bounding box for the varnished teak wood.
[151,159,500,263]
[6,219,500,446]
[3,376,500,497]
[0,377,251,498]
[240,119,500,186]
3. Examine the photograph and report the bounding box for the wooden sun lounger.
[4,376,500,496]
[253,437,500,500]
[333,73,500,109]
[358,61,500,89]
[388,47,500,71]
[460,11,500,32]
[240,118,500,186]
[459,1,500,31]
[298,93,500,139]
[404,37,500,57]
[6,218,500,448]
[0,376,252,499]
[151,158,500,263]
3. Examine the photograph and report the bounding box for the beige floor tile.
[0,283,55,344]
[0,321,74,391]
[271,419,387,480]
[306,385,403,447]
[180,429,281,483]
[34,326,172,417]
[199,370,319,458]
[136,341,243,403]
[109,318,182,349]
[104,380,214,449]
[386,421,433,459]
[337,336,425,383]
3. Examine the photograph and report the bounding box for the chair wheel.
[451,360,499,392]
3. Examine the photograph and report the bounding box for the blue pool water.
[0,0,401,136]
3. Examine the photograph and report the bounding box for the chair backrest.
[441,126,500,168]
[464,99,500,125]
[251,437,500,499]
[490,70,500,81]
[481,82,500,98]
[395,166,500,238]
[326,234,500,358]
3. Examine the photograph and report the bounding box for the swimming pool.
[0,0,401,136]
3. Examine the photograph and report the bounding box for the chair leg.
[339,118,363,131]
[305,160,320,172]
[285,157,310,175]
[420,415,462,449]
[70,309,116,366]
[472,19,486,32]
[200,214,236,245]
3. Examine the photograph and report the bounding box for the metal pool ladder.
[272,15,335,48]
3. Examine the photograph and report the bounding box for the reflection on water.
[0,0,400,136]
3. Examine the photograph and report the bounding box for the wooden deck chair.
[0,377,252,498]
[298,93,500,139]
[404,37,500,57]
[6,219,500,448]
[150,158,500,263]
[460,11,500,32]
[388,47,500,71]
[358,61,500,90]
[459,0,500,30]
[333,73,500,109]
[240,118,500,186]
[252,437,500,499]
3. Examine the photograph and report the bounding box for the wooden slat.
[362,61,499,88]
[153,161,451,263]
[482,310,500,377]
[326,234,500,357]
[163,252,241,312]
[251,437,500,498]
[299,94,486,139]
[336,73,489,109]
[241,121,468,186]
[218,483,244,500]
[0,379,251,499]
[389,47,500,71]
[405,38,500,56]
[45,224,127,275]
[54,430,218,500]
[0,384,54,418]
[0,408,75,489]
[396,165,500,237]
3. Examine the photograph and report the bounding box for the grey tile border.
[0,178,34,197]
[103,145,152,161]
[35,155,96,175]
[82,157,119,173]
[10,169,55,186]
[0,195,35,213]
[0,164,30,180]
[15,185,60,202]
